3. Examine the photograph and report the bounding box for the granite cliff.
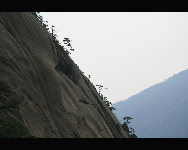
[0,12,128,138]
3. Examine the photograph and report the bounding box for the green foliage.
[0,81,12,97]
[31,12,38,18]
[52,34,78,83]
[31,12,75,56]
[63,38,75,55]
[31,12,115,109]
[96,85,116,111]
[121,116,137,138]
[0,117,33,138]
[0,81,34,138]
[31,12,49,32]
[48,25,78,83]
[0,81,18,109]
[55,54,79,84]
[31,12,79,84]
[123,116,133,124]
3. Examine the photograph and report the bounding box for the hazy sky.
[41,12,188,103]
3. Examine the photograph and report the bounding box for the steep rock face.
[0,12,128,138]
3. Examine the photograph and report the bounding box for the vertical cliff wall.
[0,12,128,138]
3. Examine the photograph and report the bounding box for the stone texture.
[0,12,128,138]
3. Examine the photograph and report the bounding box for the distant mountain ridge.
[113,69,188,138]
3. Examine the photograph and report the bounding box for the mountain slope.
[113,69,188,138]
[0,12,128,138]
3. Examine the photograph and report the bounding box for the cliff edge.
[0,12,128,138]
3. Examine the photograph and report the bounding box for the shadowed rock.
[0,12,128,138]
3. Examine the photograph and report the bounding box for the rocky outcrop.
[0,12,128,138]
